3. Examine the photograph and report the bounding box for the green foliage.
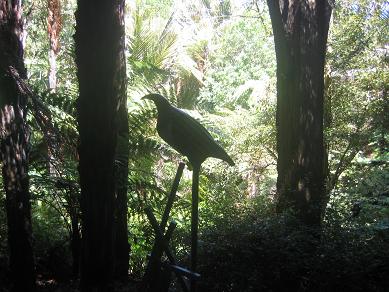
[198,10,275,110]
[128,7,176,93]
[24,0,78,92]
[31,199,73,279]
[123,2,388,289]
[322,1,389,255]
[325,0,389,191]
[0,0,387,290]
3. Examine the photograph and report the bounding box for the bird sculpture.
[142,93,234,167]
[142,93,234,290]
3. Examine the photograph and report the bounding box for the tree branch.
[7,66,61,157]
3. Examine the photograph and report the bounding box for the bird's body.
[143,94,234,167]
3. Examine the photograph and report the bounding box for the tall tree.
[74,0,127,290]
[47,0,61,92]
[266,0,332,225]
[114,102,129,279]
[113,9,129,277]
[0,0,35,291]
[46,0,62,176]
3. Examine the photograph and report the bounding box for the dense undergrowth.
[1,208,389,292]
[197,211,389,291]
[1,0,388,291]
[2,178,389,292]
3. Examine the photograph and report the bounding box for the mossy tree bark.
[267,0,332,226]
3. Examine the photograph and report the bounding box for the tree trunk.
[65,186,81,278]
[70,206,81,278]
[46,0,61,176]
[74,0,127,290]
[47,0,61,92]
[267,0,332,226]
[0,1,36,291]
[114,102,129,279]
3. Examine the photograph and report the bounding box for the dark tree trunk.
[68,188,81,278]
[0,1,36,291]
[74,0,127,290]
[70,208,81,278]
[267,0,332,226]
[114,102,130,280]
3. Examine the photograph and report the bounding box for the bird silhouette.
[143,93,234,290]
[142,93,234,167]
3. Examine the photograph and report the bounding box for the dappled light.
[0,0,388,291]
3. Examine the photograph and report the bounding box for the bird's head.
[142,94,171,110]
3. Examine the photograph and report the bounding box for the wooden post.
[144,162,185,283]
[145,207,189,292]
[191,163,201,292]
[161,162,185,228]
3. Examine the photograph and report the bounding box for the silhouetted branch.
[7,66,61,160]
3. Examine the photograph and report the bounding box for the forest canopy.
[0,0,388,291]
